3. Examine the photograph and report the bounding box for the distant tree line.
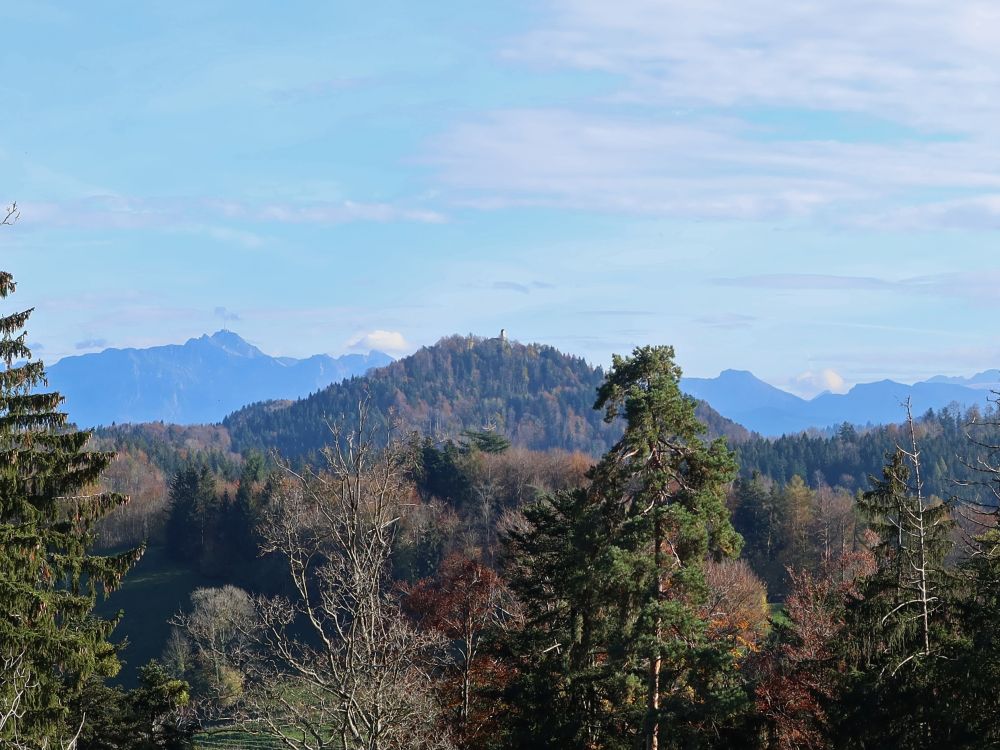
[736,405,998,499]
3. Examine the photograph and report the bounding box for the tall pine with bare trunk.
[590,345,745,749]
[503,346,748,749]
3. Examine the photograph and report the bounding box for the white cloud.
[427,108,1000,221]
[251,201,447,225]
[18,196,446,232]
[715,270,1000,306]
[510,0,1000,134]
[421,1,1000,225]
[865,194,1000,231]
[788,368,849,398]
[347,330,412,355]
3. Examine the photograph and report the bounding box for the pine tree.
[504,347,747,750]
[0,262,143,744]
[588,345,744,750]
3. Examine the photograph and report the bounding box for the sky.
[3,1,1000,397]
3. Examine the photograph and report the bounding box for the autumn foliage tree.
[752,550,873,750]
[700,559,769,654]
[403,553,520,746]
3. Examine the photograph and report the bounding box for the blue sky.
[3,1,1000,396]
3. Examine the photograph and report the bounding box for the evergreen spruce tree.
[841,408,955,748]
[503,487,620,749]
[731,472,787,595]
[933,529,1000,747]
[0,265,143,744]
[163,464,216,564]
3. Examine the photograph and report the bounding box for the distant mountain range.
[681,369,996,436]
[47,331,393,427]
[46,330,999,439]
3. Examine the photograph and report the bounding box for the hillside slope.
[224,335,752,458]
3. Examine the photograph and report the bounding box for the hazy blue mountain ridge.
[47,330,392,427]
[681,370,994,436]
[45,329,998,438]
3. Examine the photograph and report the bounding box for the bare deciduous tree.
[235,402,454,750]
[171,585,257,710]
[1,202,18,227]
[700,558,770,652]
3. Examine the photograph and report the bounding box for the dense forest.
[737,404,1000,500]
[222,334,752,460]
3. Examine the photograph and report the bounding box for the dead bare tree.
[860,401,953,675]
[1,202,18,227]
[0,648,84,750]
[235,400,454,750]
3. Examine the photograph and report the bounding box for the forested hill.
[736,405,1000,500]
[224,335,752,458]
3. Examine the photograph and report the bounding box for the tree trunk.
[647,512,664,750]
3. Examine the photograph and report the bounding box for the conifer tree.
[855,410,953,675]
[934,529,1000,747]
[589,345,744,750]
[0,229,142,744]
[503,487,622,748]
[842,406,955,748]
[503,346,747,750]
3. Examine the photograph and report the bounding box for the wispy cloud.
[489,280,557,294]
[428,108,1000,222]
[346,330,412,355]
[695,312,756,329]
[214,306,241,322]
[74,338,107,351]
[493,281,533,294]
[244,201,447,225]
[714,271,1000,302]
[421,1,1000,226]
[18,195,447,232]
[714,274,893,291]
[580,309,657,317]
[866,195,1000,231]
[509,1,1000,135]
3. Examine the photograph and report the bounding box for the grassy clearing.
[194,729,288,749]
[96,545,217,687]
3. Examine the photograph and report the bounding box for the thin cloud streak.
[714,271,1000,302]
[18,196,447,233]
